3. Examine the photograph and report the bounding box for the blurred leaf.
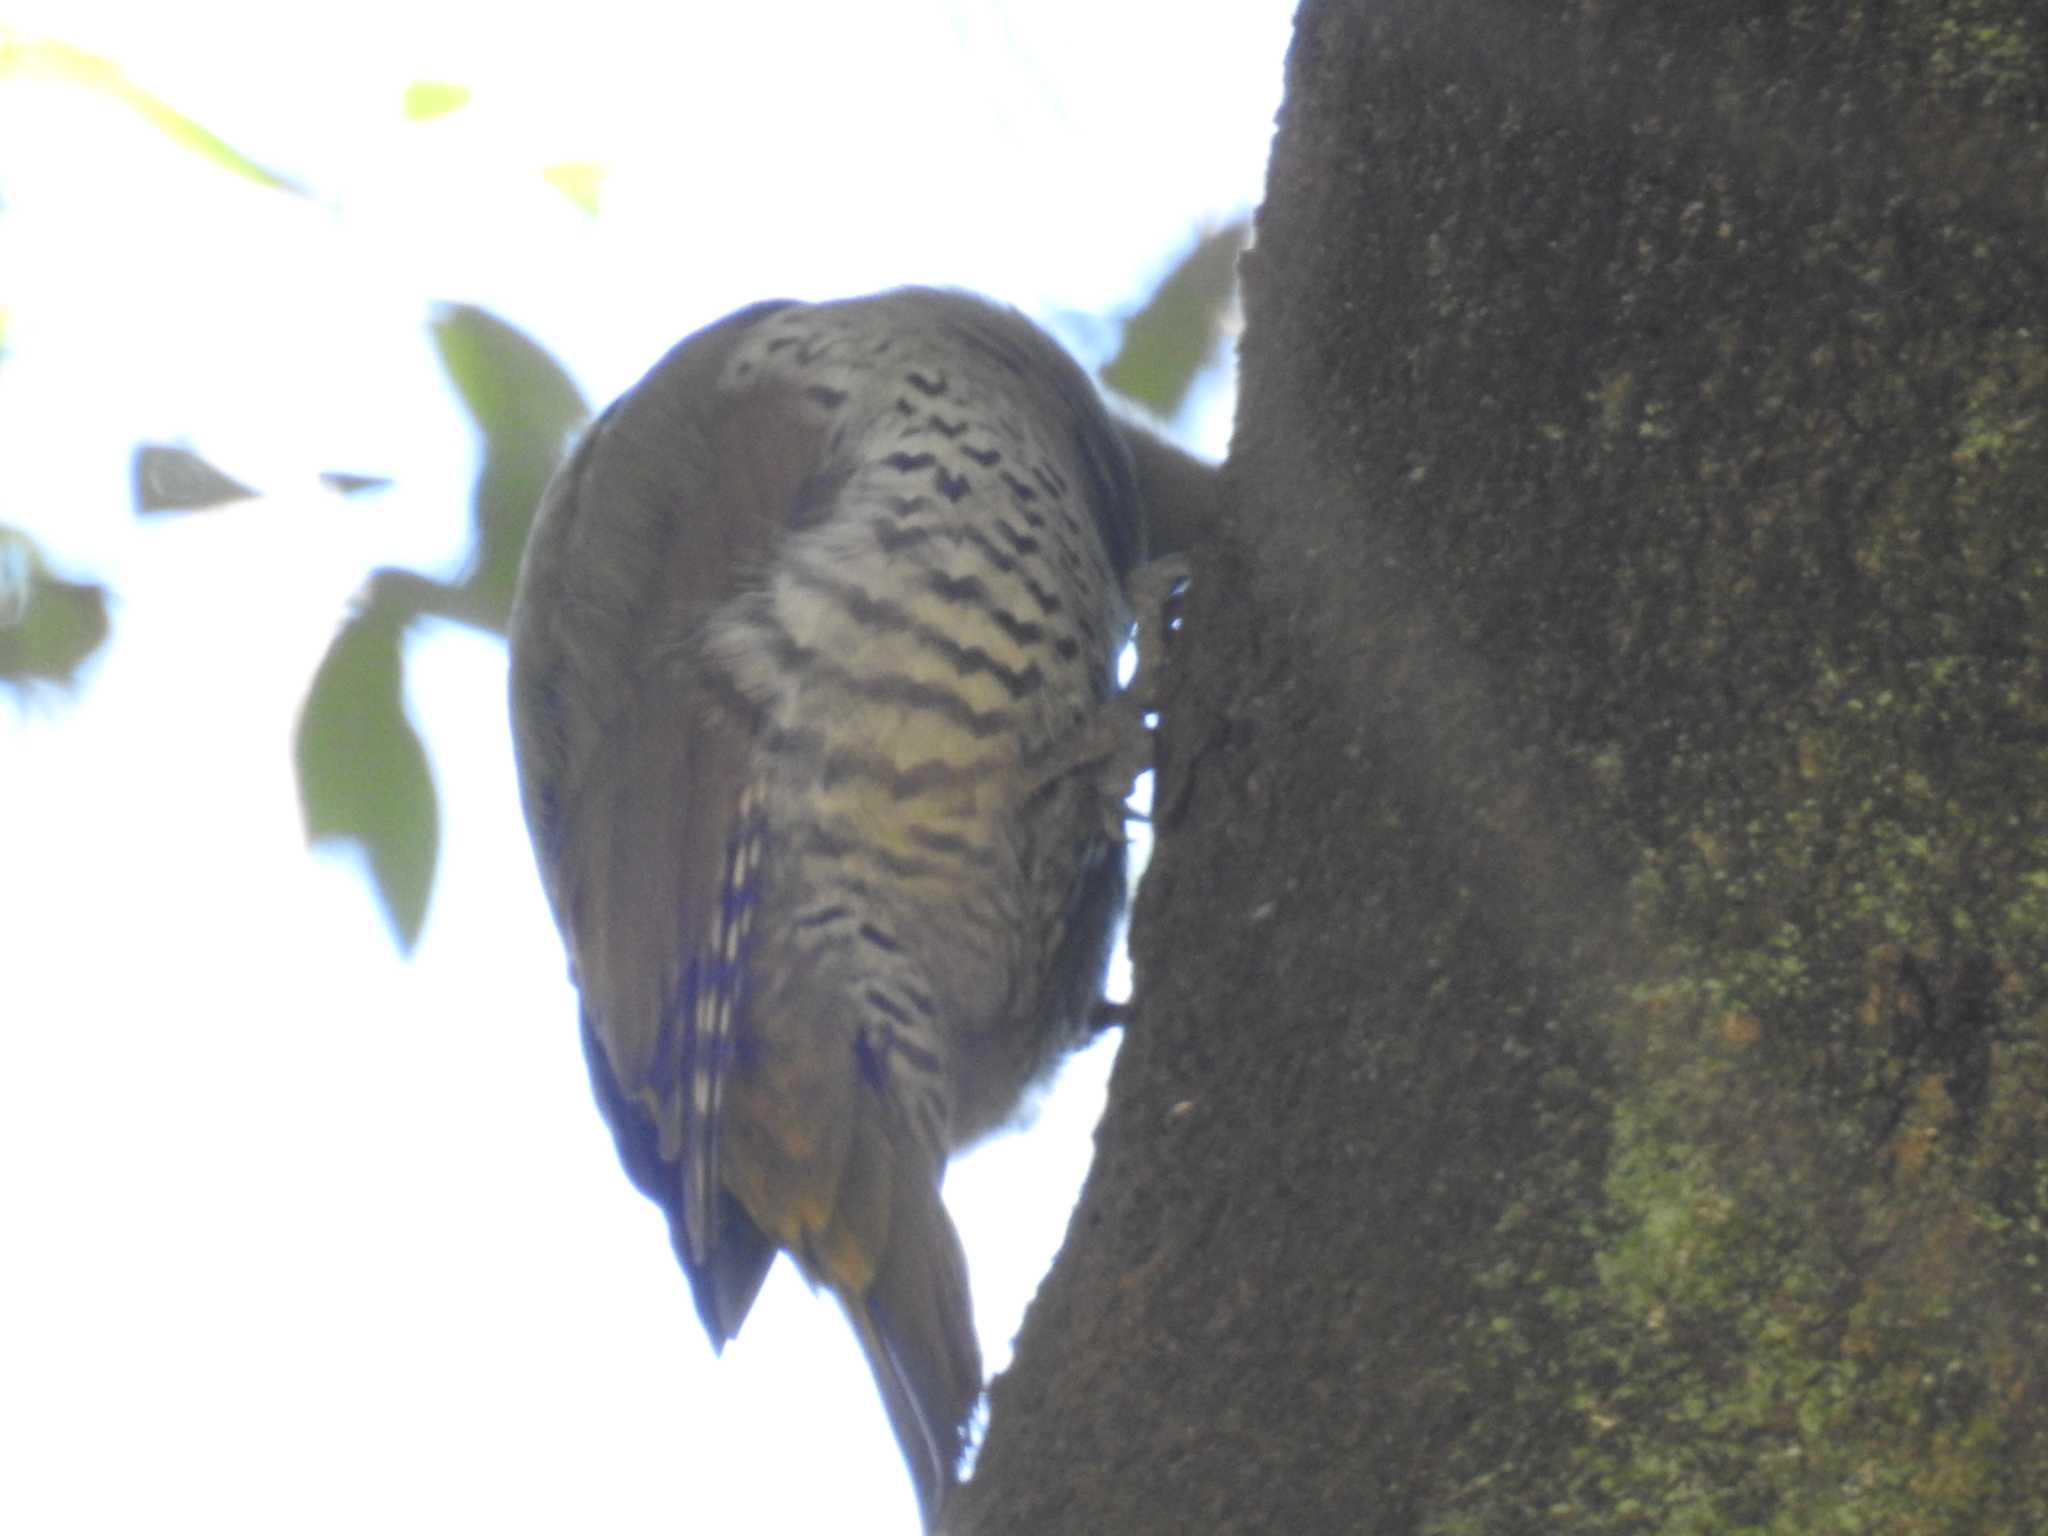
[401,80,471,121]
[541,160,604,215]
[431,305,587,466]
[319,470,394,497]
[0,31,307,196]
[295,587,438,951]
[354,565,495,633]
[1100,221,1248,418]
[133,443,258,514]
[429,304,588,633]
[0,526,110,692]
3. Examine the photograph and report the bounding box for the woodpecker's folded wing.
[507,299,822,1341]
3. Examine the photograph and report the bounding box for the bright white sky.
[0,4,1288,1529]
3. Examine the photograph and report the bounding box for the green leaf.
[132,443,258,514]
[295,585,439,951]
[0,31,307,196]
[428,304,588,633]
[1100,220,1249,418]
[0,526,110,692]
[401,80,471,121]
[431,305,587,454]
[541,160,604,215]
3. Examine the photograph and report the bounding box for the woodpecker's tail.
[839,1173,980,1532]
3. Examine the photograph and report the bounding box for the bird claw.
[1123,553,1191,716]
[1017,554,1190,843]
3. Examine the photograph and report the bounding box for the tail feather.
[682,1190,778,1350]
[844,1185,980,1532]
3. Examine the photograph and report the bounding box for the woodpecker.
[508,289,1166,1528]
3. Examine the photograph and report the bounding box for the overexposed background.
[0,4,1287,1529]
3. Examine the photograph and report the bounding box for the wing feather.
[508,299,826,1341]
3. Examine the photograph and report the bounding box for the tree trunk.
[957,3,2048,1530]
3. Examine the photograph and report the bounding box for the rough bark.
[958,3,2048,1531]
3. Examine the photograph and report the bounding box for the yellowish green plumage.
[508,289,1157,1529]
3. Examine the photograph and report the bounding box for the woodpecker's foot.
[1123,553,1191,716]
[1020,555,1190,840]
[1086,996,1131,1033]
[1021,703,1153,844]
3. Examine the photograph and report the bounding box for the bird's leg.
[1021,554,1192,844]
[1123,553,1192,716]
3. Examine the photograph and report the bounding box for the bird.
[507,288,1171,1528]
